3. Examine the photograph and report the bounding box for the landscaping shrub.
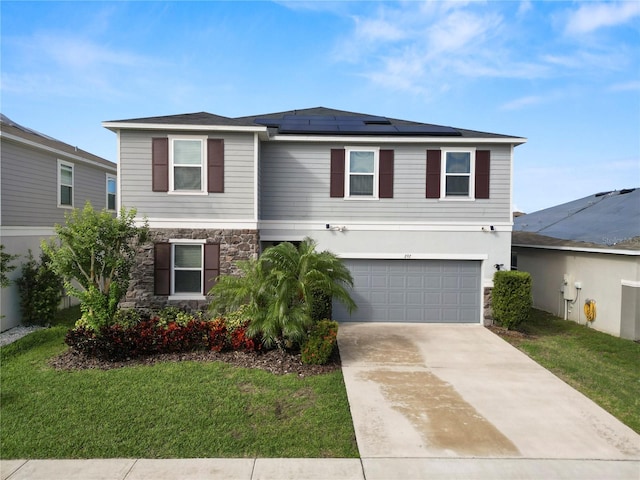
[113,308,142,328]
[16,250,63,326]
[65,315,259,361]
[301,320,338,365]
[492,270,532,330]
[310,287,332,321]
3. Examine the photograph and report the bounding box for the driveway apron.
[337,323,640,460]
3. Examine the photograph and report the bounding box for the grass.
[0,306,358,459]
[492,309,640,433]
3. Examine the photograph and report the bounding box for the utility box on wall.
[562,274,576,301]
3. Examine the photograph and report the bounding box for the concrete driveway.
[338,323,640,463]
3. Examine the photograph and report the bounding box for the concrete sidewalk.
[3,457,639,480]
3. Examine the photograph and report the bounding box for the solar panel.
[255,114,462,136]
[395,125,461,136]
[278,123,341,133]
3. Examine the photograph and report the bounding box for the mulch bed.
[48,347,341,377]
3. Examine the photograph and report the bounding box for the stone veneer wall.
[483,286,493,325]
[123,228,259,314]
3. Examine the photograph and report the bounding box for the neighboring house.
[513,188,640,340]
[0,114,117,331]
[102,107,526,324]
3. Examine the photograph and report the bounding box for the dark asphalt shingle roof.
[1,114,115,169]
[513,188,640,249]
[107,107,523,139]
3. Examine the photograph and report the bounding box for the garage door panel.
[333,259,480,323]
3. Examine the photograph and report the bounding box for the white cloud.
[500,95,545,111]
[565,1,640,35]
[609,81,640,92]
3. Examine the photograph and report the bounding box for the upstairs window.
[346,148,378,198]
[444,151,472,197]
[171,138,204,192]
[106,174,117,210]
[58,160,74,207]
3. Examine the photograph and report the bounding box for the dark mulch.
[48,347,341,377]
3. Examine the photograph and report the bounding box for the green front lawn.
[0,307,358,459]
[491,309,640,433]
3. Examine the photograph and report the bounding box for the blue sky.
[2,1,639,213]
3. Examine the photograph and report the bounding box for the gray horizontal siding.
[1,140,113,227]
[119,130,255,220]
[259,143,512,223]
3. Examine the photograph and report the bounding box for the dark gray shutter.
[207,139,224,193]
[152,138,169,192]
[204,243,220,295]
[475,150,490,199]
[330,149,345,198]
[379,150,394,198]
[154,243,171,295]
[426,150,441,198]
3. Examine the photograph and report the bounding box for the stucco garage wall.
[514,246,640,339]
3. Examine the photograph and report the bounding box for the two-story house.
[103,107,526,323]
[0,114,117,330]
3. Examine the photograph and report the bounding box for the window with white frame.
[106,174,117,210]
[443,150,474,198]
[58,160,74,207]
[170,138,205,192]
[346,148,378,197]
[172,243,203,294]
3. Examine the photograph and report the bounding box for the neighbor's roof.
[513,188,640,250]
[104,107,525,141]
[1,114,116,170]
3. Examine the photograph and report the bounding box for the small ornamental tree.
[42,203,149,331]
[492,270,532,330]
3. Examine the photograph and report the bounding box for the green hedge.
[492,270,532,330]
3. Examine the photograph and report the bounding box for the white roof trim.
[102,122,267,133]
[0,131,116,172]
[513,243,640,256]
[268,134,527,145]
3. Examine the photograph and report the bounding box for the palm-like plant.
[209,238,356,349]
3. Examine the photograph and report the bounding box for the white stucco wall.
[0,229,54,331]
[514,246,640,339]
[260,224,512,287]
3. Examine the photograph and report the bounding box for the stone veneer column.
[483,286,493,325]
[123,229,259,314]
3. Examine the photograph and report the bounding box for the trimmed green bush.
[492,270,532,330]
[301,320,338,365]
[16,250,63,326]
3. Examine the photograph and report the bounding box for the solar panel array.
[254,114,461,136]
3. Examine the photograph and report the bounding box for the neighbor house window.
[346,148,378,198]
[172,243,203,294]
[170,138,205,192]
[106,174,117,210]
[58,160,74,207]
[443,150,474,198]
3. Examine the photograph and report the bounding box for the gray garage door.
[333,259,481,323]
